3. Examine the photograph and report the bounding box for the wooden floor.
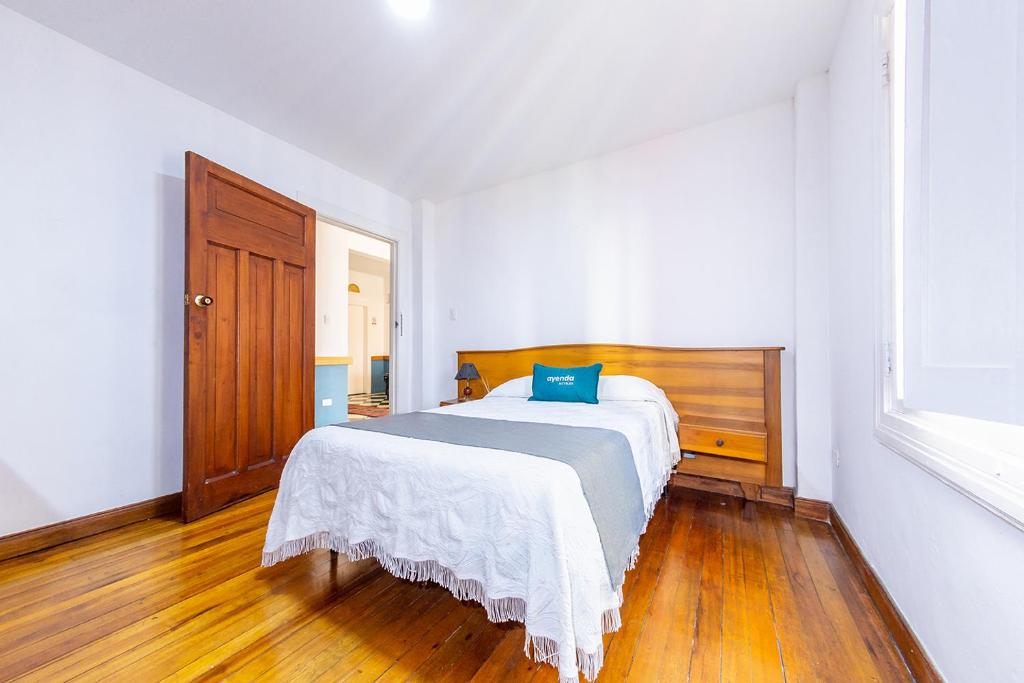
[0,487,914,682]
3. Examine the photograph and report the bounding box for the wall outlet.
[321,398,333,407]
[833,449,840,468]
[449,307,457,321]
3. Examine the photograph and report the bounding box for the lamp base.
[461,383,473,401]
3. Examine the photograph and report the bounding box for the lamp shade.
[454,362,481,381]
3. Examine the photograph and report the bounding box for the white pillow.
[598,375,679,427]
[486,375,532,398]
[488,374,677,421]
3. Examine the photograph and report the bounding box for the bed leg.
[329,549,338,572]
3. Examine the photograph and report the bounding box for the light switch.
[321,398,333,407]
[449,307,457,321]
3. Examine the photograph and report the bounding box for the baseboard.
[830,509,943,682]
[0,492,182,562]
[671,472,748,498]
[759,485,795,507]
[794,496,831,522]
[670,473,795,507]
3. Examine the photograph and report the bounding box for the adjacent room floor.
[0,487,914,682]
[348,392,391,420]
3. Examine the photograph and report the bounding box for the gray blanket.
[336,412,645,589]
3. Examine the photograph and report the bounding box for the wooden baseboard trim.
[0,492,182,562]
[671,472,747,498]
[759,485,795,508]
[670,473,795,507]
[794,496,831,522]
[830,509,943,682]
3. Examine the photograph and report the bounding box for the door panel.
[276,263,306,455]
[247,253,276,470]
[184,152,315,522]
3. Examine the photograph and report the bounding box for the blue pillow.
[529,363,603,404]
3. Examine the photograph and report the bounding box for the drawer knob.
[715,438,725,447]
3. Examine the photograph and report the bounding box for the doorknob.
[194,294,213,307]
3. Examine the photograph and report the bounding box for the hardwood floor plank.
[0,507,270,620]
[756,500,829,682]
[721,499,784,682]
[776,510,882,681]
[767,505,867,683]
[57,557,380,683]
[329,587,459,681]
[793,517,908,683]
[0,487,916,683]
[810,522,914,682]
[593,495,674,681]
[163,571,397,682]
[15,555,333,682]
[624,494,696,681]
[687,495,726,682]
[373,600,477,682]
[0,495,271,592]
[246,580,435,681]
[403,609,505,682]
[468,626,544,683]
[0,528,269,678]
[654,492,709,681]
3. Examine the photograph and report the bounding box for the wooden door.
[183,152,315,522]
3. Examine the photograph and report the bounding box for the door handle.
[194,294,213,307]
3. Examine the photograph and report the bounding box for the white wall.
[794,75,833,501]
[413,200,438,409]
[828,2,1024,680]
[349,267,391,358]
[0,6,412,536]
[315,221,350,357]
[347,231,391,260]
[427,102,800,483]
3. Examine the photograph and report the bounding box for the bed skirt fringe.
[261,468,675,682]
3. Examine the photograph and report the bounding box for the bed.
[263,378,677,682]
[262,343,783,682]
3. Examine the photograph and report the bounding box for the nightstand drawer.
[679,424,767,462]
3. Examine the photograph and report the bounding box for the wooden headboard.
[456,343,783,487]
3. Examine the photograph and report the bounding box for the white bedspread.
[262,394,679,682]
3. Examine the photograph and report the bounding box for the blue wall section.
[315,364,349,426]
[371,358,390,394]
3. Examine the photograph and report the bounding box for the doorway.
[314,219,394,424]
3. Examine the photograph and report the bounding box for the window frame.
[874,0,1024,530]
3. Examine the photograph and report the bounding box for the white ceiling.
[3,0,848,201]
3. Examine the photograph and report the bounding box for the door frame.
[316,213,398,415]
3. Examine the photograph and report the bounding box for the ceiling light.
[388,0,429,20]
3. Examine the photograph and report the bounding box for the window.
[878,0,1024,528]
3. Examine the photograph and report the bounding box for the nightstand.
[439,398,473,407]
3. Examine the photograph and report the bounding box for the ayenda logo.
[547,375,575,386]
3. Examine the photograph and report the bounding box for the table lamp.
[454,362,482,401]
